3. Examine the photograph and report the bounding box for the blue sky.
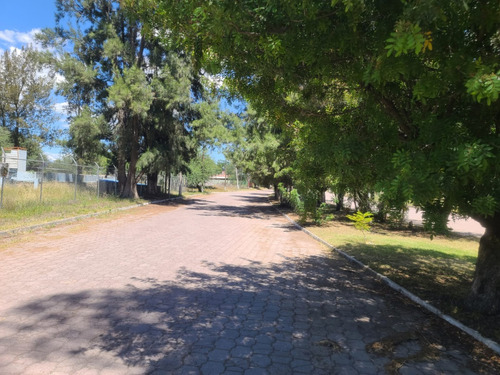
[1,1,63,159]
[0,1,56,32]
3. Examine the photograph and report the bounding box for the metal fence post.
[95,162,100,197]
[72,157,78,200]
[0,147,5,209]
[235,166,240,189]
[178,172,183,196]
[39,153,45,203]
[113,164,118,196]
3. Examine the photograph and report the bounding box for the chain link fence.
[0,148,247,209]
[0,149,103,208]
[0,148,193,209]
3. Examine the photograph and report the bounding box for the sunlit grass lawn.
[310,220,477,304]
[282,208,499,343]
[0,182,146,231]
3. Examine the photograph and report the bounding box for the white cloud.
[203,71,225,89]
[0,30,16,44]
[54,102,69,115]
[0,29,42,48]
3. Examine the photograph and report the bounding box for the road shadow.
[185,196,282,221]
[151,197,213,208]
[1,252,491,374]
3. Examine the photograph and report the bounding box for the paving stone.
[225,356,250,371]
[249,354,272,367]
[231,345,253,358]
[174,365,200,375]
[182,353,208,367]
[252,343,273,355]
[0,190,488,375]
[273,340,293,352]
[270,353,292,364]
[200,361,225,375]
[244,368,269,375]
[333,366,360,375]
[207,348,230,362]
[267,363,292,374]
[398,366,424,375]
[215,338,236,350]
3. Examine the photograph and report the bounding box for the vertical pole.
[168,168,171,198]
[178,172,182,196]
[72,157,77,200]
[163,169,167,195]
[39,153,45,203]
[113,164,117,196]
[95,162,100,197]
[0,148,5,209]
[224,164,227,191]
[0,172,4,209]
[235,166,240,189]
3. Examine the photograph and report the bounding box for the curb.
[0,196,183,238]
[275,207,500,356]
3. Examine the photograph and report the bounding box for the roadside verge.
[0,196,183,238]
[275,206,500,356]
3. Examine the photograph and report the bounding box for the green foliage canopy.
[126,0,500,312]
[0,46,59,156]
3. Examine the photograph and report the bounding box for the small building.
[210,171,230,181]
[2,147,37,182]
[207,171,230,186]
[3,147,27,174]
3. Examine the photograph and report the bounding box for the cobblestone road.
[0,190,492,374]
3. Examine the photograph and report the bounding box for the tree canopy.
[0,46,59,156]
[41,0,230,198]
[125,0,500,312]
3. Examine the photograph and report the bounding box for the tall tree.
[128,0,500,312]
[66,106,108,165]
[43,0,192,198]
[0,46,58,156]
[224,105,292,190]
[138,49,195,195]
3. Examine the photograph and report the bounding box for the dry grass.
[0,182,145,231]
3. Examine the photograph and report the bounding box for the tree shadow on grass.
[1,253,483,374]
[340,242,500,343]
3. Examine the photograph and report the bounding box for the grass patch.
[311,220,477,309]
[0,182,148,232]
[0,182,244,232]
[277,202,500,344]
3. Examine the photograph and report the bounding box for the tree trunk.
[318,189,326,205]
[13,125,20,147]
[116,109,127,196]
[117,155,127,196]
[335,185,346,211]
[178,171,183,196]
[121,116,139,199]
[167,170,171,197]
[467,213,500,314]
[357,190,371,212]
[146,172,158,195]
[163,170,167,194]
